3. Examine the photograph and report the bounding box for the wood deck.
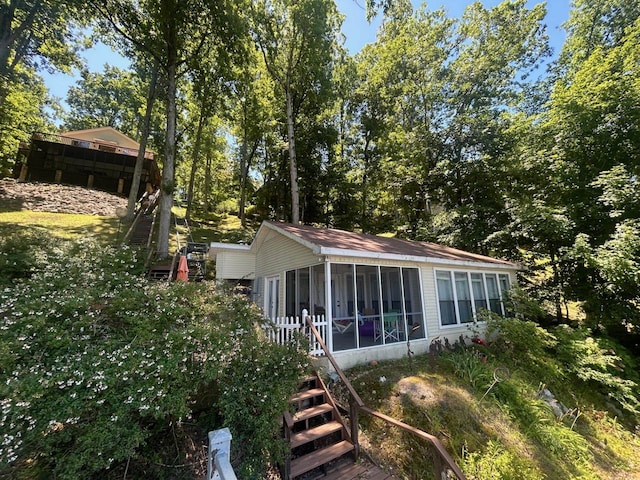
[300,458,398,480]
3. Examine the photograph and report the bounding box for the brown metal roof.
[266,221,516,267]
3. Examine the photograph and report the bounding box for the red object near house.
[177,255,189,282]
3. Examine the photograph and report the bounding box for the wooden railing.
[304,315,467,480]
[32,131,155,160]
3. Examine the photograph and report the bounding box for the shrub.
[462,440,543,480]
[553,325,640,416]
[0,237,308,479]
[444,348,490,390]
[0,229,53,285]
[484,313,557,368]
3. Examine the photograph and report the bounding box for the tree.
[509,5,640,330]
[0,69,54,176]
[64,65,143,137]
[349,1,548,249]
[230,55,276,228]
[252,0,341,224]
[91,0,248,258]
[0,0,85,83]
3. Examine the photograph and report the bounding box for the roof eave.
[319,247,519,270]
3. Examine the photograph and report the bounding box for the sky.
[338,0,569,53]
[43,0,570,118]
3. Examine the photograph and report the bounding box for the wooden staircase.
[285,373,355,479]
[129,214,154,246]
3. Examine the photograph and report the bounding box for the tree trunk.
[239,103,248,227]
[204,151,211,212]
[156,38,177,259]
[126,59,159,219]
[285,84,299,224]
[186,109,206,222]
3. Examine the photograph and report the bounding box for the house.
[209,221,519,369]
[14,127,160,196]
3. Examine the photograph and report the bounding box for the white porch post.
[324,257,333,353]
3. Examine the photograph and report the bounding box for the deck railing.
[303,315,467,480]
[32,131,155,160]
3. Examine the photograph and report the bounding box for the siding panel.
[216,251,255,280]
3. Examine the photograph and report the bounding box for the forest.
[0,0,639,354]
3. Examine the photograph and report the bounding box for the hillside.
[1,190,639,479]
[332,321,640,480]
[0,178,127,216]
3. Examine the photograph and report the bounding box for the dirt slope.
[0,178,128,217]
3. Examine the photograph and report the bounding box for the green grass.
[0,211,123,244]
[331,348,640,480]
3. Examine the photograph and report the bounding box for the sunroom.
[282,263,426,353]
[209,221,519,367]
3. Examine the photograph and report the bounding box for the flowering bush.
[0,235,309,478]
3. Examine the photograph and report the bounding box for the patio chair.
[332,318,354,334]
[375,311,400,342]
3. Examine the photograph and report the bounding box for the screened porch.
[283,262,427,353]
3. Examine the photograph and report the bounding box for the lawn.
[0,211,123,244]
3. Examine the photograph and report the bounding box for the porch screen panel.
[402,268,425,339]
[471,273,488,313]
[380,266,404,343]
[356,265,382,347]
[298,268,310,315]
[436,271,456,325]
[485,274,502,314]
[499,274,511,316]
[285,270,296,317]
[311,264,326,317]
[331,264,356,351]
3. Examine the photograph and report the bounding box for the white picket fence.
[263,311,328,356]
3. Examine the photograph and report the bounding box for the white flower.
[379,376,387,383]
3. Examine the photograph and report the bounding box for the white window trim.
[435,269,511,328]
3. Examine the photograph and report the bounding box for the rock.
[0,179,127,217]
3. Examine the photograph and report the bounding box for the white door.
[265,276,280,319]
[331,274,346,318]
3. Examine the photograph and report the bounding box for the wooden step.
[290,420,343,449]
[290,440,354,478]
[290,388,325,404]
[293,403,333,423]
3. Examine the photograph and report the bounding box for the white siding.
[256,234,319,277]
[255,235,321,318]
[215,251,256,280]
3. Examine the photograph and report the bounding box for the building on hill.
[209,221,520,369]
[13,127,161,196]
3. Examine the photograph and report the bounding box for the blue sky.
[338,0,569,52]
[43,0,570,116]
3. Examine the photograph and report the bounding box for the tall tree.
[231,55,275,228]
[252,0,341,224]
[91,0,248,258]
[0,68,53,176]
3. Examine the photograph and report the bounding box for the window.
[436,270,511,326]
[454,272,473,323]
[436,271,456,325]
[285,262,426,352]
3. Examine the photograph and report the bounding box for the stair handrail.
[121,190,160,246]
[120,205,145,245]
[304,315,467,480]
